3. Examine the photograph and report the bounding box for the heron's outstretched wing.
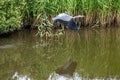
[73,15,84,18]
[52,13,73,22]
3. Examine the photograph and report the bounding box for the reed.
[0,0,120,34]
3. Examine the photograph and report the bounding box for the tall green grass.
[0,0,120,34]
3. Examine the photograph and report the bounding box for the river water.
[0,28,120,80]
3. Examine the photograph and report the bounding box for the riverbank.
[0,0,120,35]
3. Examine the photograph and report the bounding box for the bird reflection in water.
[47,59,83,80]
[56,59,77,77]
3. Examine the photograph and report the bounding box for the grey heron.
[52,13,84,30]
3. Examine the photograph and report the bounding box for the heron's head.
[68,19,79,31]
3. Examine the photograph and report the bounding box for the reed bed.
[0,0,120,34]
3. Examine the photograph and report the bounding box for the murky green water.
[0,28,120,80]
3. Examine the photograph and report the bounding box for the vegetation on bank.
[0,0,120,34]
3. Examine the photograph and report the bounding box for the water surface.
[0,28,120,80]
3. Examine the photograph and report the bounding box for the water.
[0,28,120,80]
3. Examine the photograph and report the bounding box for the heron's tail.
[73,15,84,19]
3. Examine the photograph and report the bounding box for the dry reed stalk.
[116,14,120,27]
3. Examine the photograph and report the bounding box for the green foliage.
[36,14,53,37]
[0,0,24,33]
[0,0,120,34]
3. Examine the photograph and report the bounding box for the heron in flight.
[52,13,84,30]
